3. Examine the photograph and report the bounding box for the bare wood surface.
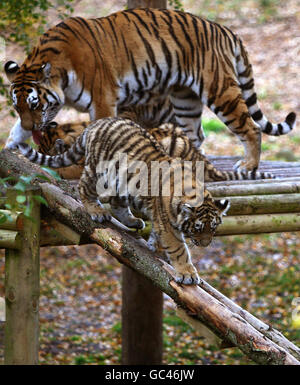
[0,229,21,249]
[0,149,299,364]
[217,213,300,235]
[0,210,23,231]
[223,194,300,215]
[40,214,81,246]
[207,181,300,197]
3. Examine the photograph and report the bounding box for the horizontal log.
[0,210,23,231]
[207,177,300,188]
[0,229,21,249]
[207,181,300,197]
[40,215,81,246]
[217,213,300,235]
[224,194,300,215]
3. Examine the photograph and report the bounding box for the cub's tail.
[17,130,87,168]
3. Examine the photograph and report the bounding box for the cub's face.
[178,198,230,247]
[4,61,63,131]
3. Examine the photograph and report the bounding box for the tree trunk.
[128,0,167,9]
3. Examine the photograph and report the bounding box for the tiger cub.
[5,8,296,173]
[38,121,274,181]
[18,117,230,285]
[38,121,89,179]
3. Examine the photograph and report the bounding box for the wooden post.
[121,266,163,364]
[127,0,167,8]
[121,0,167,365]
[4,187,41,365]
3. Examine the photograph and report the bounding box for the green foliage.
[0,0,74,50]
[0,0,74,111]
[202,118,226,134]
[168,0,184,11]
[0,166,61,221]
[194,0,280,22]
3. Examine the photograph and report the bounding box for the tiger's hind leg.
[210,84,261,172]
[170,88,205,147]
[78,168,112,223]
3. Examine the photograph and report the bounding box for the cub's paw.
[91,210,112,224]
[54,139,67,154]
[125,217,145,230]
[174,266,200,285]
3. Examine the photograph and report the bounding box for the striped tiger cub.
[38,121,89,179]
[4,8,295,173]
[18,117,231,285]
[38,120,274,181]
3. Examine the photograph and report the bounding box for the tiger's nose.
[199,236,212,247]
[21,118,34,131]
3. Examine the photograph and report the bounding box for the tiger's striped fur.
[38,121,88,179]
[5,8,296,172]
[38,120,274,181]
[18,117,230,285]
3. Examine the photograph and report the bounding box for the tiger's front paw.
[54,139,68,154]
[125,217,145,230]
[91,209,112,224]
[174,265,200,285]
[5,140,18,150]
[234,159,259,173]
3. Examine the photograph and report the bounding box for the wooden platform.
[209,156,300,180]
[202,156,300,236]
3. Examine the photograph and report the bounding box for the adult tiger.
[4,8,296,171]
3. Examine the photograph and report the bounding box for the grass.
[202,118,226,134]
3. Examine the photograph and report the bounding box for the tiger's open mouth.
[32,130,43,145]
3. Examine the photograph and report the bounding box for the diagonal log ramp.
[0,149,299,365]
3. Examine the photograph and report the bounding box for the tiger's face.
[178,198,230,247]
[4,61,64,132]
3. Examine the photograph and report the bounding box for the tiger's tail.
[236,38,296,136]
[17,130,87,168]
[207,166,275,181]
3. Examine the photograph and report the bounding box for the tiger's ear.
[215,199,230,216]
[49,121,58,128]
[180,203,193,219]
[4,61,20,82]
[40,62,51,80]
